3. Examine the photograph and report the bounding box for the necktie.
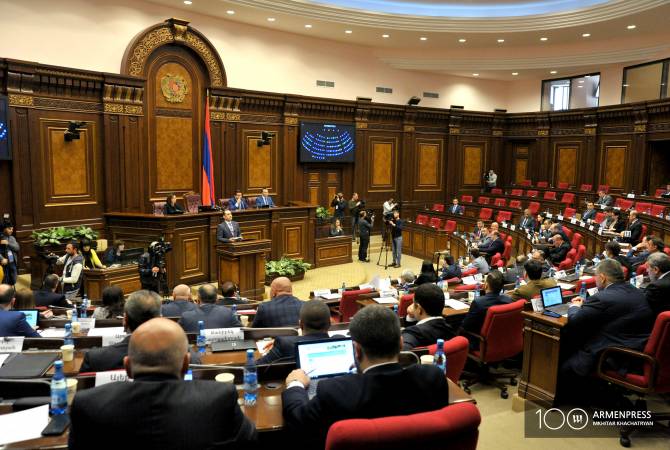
[263,196,266,206]
[228,222,234,235]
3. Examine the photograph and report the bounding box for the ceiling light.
[550,70,557,74]
[540,37,548,41]
[267,17,276,22]
[512,72,519,76]
[472,73,479,77]
[578,80,585,83]
[345,30,352,34]
[582,33,591,37]
[382,34,390,38]
[305,24,312,28]
[578,85,583,88]
[458,38,467,43]
[420,37,428,41]
[627,25,636,30]
[226,10,235,14]
[585,75,591,78]
[183,0,192,4]
[497,39,505,43]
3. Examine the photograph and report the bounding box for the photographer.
[348,193,364,242]
[382,197,398,219]
[358,210,374,262]
[0,219,20,286]
[388,210,404,268]
[138,240,170,294]
[330,192,346,221]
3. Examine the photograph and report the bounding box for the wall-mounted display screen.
[299,121,355,163]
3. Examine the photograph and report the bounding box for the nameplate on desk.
[598,229,603,235]
[103,333,127,347]
[589,225,594,231]
[462,276,476,285]
[554,270,567,279]
[587,287,599,296]
[313,289,332,298]
[570,218,577,224]
[380,289,397,298]
[78,318,95,332]
[627,193,635,199]
[579,222,586,228]
[510,225,516,231]
[374,297,398,305]
[0,337,24,353]
[502,222,508,229]
[557,215,563,221]
[546,213,553,218]
[358,283,375,291]
[444,299,469,310]
[88,327,126,346]
[204,327,244,344]
[95,370,130,386]
[600,204,606,209]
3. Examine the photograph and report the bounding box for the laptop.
[17,309,39,328]
[540,286,570,316]
[211,339,257,352]
[296,337,356,399]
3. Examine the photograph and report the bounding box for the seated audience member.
[228,189,248,211]
[0,285,39,337]
[604,241,633,280]
[508,259,557,301]
[439,255,462,280]
[415,260,438,285]
[282,305,449,447]
[13,288,53,319]
[471,220,485,241]
[547,233,571,265]
[548,222,569,243]
[476,226,490,246]
[467,248,490,275]
[595,189,613,207]
[531,249,552,277]
[644,252,670,315]
[582,202,597,221]
[103,239,125,266]
[535,219,553,242]
[625,235,652,268]
[402,283,454,350]
[252,277,303,328]
[217,281,248,306]
[503,255,527,284]
[258,300,332,364]
[34,274,70,308]
[69,318,256,450]
[449,198,464,215]
[161,284,197,318]
[619,210,642,245]
[92,286,125,319]
[460,271,511,347]
[329,218,344,237]
[478,230,504,258]
[180,284,241,333]
[518,209,536,231]
[608,209,626,233]
[397,270,416,290]
[164,193,184,215]
[560,260,654,402]
[600,207,614,229]
[255,188,275,208]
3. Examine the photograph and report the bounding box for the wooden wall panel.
[155,117,193,191]
[463,146,482,186]
[247,140,272,190]
[241,127,279,196]
[604,146,626,188]
[515,159,528,183]
[556,146,577,185]
[415,140,443,191]
[368,137,397,192]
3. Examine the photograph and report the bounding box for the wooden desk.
[83,265,141,301]
[356,297,469,319]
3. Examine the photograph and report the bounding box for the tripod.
[376,222,393,269]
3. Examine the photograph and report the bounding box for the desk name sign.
[204,327,244,344]
[78,318,95,332]
[0,337,24,353]
[95,370,130,387]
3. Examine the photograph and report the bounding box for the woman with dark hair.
[165,193,184,215]
[92,286,125,319]
[80,238,105,269]
[103,240,125,265]
[415,260,438,285]
[329,218,344,237]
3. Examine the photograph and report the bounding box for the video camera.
[149,237,172,256]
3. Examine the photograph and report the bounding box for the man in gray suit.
[180,284,241,333]
[217,209,242,243]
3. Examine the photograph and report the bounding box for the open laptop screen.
[18,309,39,328]
[296,337,356,380]
[540,286,563,308]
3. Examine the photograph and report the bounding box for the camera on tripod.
[364,208,375,220]
[149,238,172,271]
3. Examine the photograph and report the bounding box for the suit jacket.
[596,195,613,206]
[0,310,40,337]
[610,218,626,233]
[582,209,596,221]
[165,202,184,215]
[161,300,198,318]
[469,256,490,275]
[33,289,69,308]
[252,295,303,328]
[461,293,512,337]
[256,332,331,364]
[255,195,275,208]
[508,278,557,301]
[217,297,249,307]
[621,219,642,244]
[503,266,525,284]
[69,373,257,450]
[564,283,655,376]
[518,216,536,231]
[614,255,634,280]
[440,263,462,280]
[330,198,347,218]
[548,242,571,264]
[217,221,241,243]
[479,237,504,257]
[282,363,449,447]
[180,303,242,333]
[228,198,248,211]
[644,273,670,315]
[402,317,454,350]
[449,204,464,215]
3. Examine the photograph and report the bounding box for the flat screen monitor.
[299,122,355,163]
[0,95,10,160]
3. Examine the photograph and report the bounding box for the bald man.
[161,284,197,318]
[70,318,256,449]
[252,277,303,328]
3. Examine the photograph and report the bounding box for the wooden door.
[304,167,342,211]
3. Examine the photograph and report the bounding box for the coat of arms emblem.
[160,74,188,103]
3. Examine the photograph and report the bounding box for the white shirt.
[383,201,396,214]
[416,316,443,326]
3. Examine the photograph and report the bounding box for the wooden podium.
[217,239,271,301]
[83,265,142,301]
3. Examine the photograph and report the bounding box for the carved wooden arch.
[121,18,226,87]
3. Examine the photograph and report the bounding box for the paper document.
[320,293,342,300]
[0,354,9,367]
[444,299,469,310]
[0,404,50,446]
[313,289,332,298]
[39,328,66,338]
[558,283,575,290]
[373,297,398,305]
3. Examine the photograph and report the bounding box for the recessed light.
[382,34,390,38]
[512,72,519,76]
[550,70,557,74]
[183,0,192,4]
[578,80,585,83]
[226,10,235,14]
[458,38,467,43]
[582,33,591,37]
[578,85,583,88]
[627,25,636,30]
[267,17,276,22]
[472,73,479,77]
[420,37,428,41]
[540,37,548,41]
[345,30,352,34]
[305,24,312,29]
[585,75,591,78]
[497,39,505,43]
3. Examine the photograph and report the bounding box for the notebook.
[296,337,356,399]
[540,286,570,316]
[0,353,58,379]
[17,309,39,328]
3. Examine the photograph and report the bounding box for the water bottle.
[579,282,587,299]
[231,304,238,320]
[71,305,78,323]
[81,294,88,318]
[50,360,67,415]
[243,348,258,406]
[575,262,581,278]
[548,266,556,279]
[235,289,242,303]
[393,304,398,316]
[515,275,521,290]
[630,276,637,288]
[197,320,206,354]
[184,369,193,381]
[338,282,345,296]
[433,339,447,374]
[593,256,600,265]
[474,281,481,299]
[64,323,73,346]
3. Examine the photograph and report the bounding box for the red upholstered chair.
[325,402,482,450]
[563,207,576,219]
[398,293,414,318]
[511,189,523,196]
[454,284,478,291]
[491,253,501,267]
[576,244,586,263]
[427,336,470,383]
[560,192,575,205]
[526,190,539,198]
[502,241,512,263]
[543,191,556,200]
[641,224,648,238]
[432,203,445,212]
[494,198,506,207]
[536,181,549,188]
[461,268,479,277]
[596,312,670,447]
[461,300,525,398]
[597,184,610,193]
[461,194,473,203]
[635,202,652,215]
[579,184,593,191]
[429,217,442,229]
[636,263,648,276]
[558,257,574,271]
[665,247,670,257]
[443,220,457,233]
[499,232,507,242]
[557,181,569,189]
[416,214,429,225]
[479,208,493,221]
[570,232,582,249]
[509,200,522,209]
[477,196,490,205]
[495,211,512,223]
[528,201,540,215]
[520,179,532,187]
[562,227,573,239]
[651,204,666,217]
[654,188,666,198]
[335,289,373,323]
[491,188,503,195]
[594,212,607,223]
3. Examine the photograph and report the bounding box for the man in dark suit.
[216,209,242,243]
[70,318,256,450]
[217,281,249,306]
[160,284,197,318]
[620,210,642,245]
[33,274,70,308]
[460,271,512,348]
[547,234,571,265]
[258,300,333,364]
[282,305,449,447]
[644,253,670,315]
[595,189,613,207]
[478,230,504,258]
[449,198,464,215]
[252,277,303,328]
[0,284,40,337]
[255,188,275,208]
[228,189,248,211]
[582,201,597,221]
[503,255,528,284]
[180,284,241,333]
[402,283,454,350]
[604,241,633,281]
[518,209,536,232]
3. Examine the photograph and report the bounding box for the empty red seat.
[560,192,575,205]
[537,181,549,188]
[526,190,538,198]
[557,182,569,189]
[511,189,523,196]
[563,207,576,219]
[432,203,445,212]
[543,191,556,200]
[502,240,512,263]
[479,208,493,220]
[563,227,573,239]
[558,257,574,270]
[576,244,586,263]
[478,196,490,205]
[634,202,652,215]
[491,188,503,195]
[528,201,540,215]
[398,294,414,317]
[651,204,666,217]
[594,212,606,223]
[580,184,593,191]
[597,184,610,193]
[461,195,473,203]
[509,200,522,209]
[616,198,634,210]
[491,253,501,267]
[443,220,457,233]
[429,217,442,228]
[520,180,532,187]
[571,233,582,249]
[416,214,429,225]
[494,198,506,207]
[654,188,666,198]
[496,211,512,223]
[461,267,479,277]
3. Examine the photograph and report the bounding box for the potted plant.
[265,256,311,285]
[315,206,332,224]
[31,226,99,248]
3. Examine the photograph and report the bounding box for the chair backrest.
[558,257,574,270]
[461,195,473,203]
[432,203,445,212]
[537,181,549,188]
[491,188,503,195]
[153,202,165,215]
[502,241,512,261]
[526,190,538,198]
[416,214,429,225]
[429,217,442,229]
[557,182,569,189]
[576,244,586,262]
[543,191,556,200]
[184,193,201,213]
[641,224,648,238]
[479,300,525,362]
[594,212,607,223]
[560,192,575,204]
[570,232,582,249]
[635,202,652,215]
[443,220,457,233]
[427,336,470,383]
[479,208,493,220]
[567,248,577,261]
[654,188,666,198]
[642,311,670,393]
[398,293,415,317]
[494,198,506,207]
[495,211,512,223]
[477,196,490,205]
[509,200,522,209]
[511,189,523,196]
[651,204,666,217]
[520,180,532,186]
[562,227,573,239]
[527,201,540,215]
[636,263,647,276]
[579,184,593,191]
[491,253,501,266]
[563,207,576,219]
[340,289,373,322]
[597,184,610,193]
[325,402,481,450]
